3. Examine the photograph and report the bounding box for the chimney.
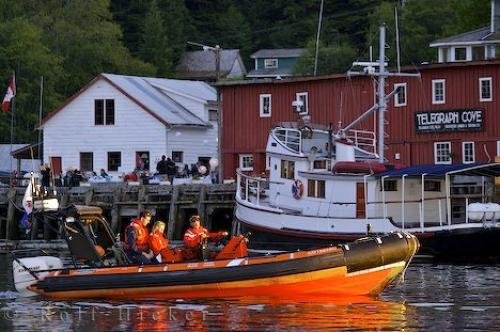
[492,0,500,33]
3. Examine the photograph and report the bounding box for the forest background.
[0,0,490,143]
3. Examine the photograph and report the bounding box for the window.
[136,151,150,171]
[424,180,441,192]
[454,47,467,61]
[479,77,492,102]
[382,180,397,191]
[108,152,121,172]
[259,94,271,117]
[394,83,407,107]
[172,151,183,163]
[266,155,271,170]
[472,46,485,61]
[307,179,326,198]
[209,109,218,121]
[264,59,278,68]
[434,142,452,164]
[432,79,445,104]
[497,141,500,157]
[462,142,475,164]
[95,99,115,125]
[280,160,295,179]
[80,152,93,172]
[239,154,253,171]
[296,92,309,114]
[313,160,327,170]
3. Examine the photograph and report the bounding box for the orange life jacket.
[125,218,149,251]
[148,230,169,256]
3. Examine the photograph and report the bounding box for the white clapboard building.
[39,73,218,177]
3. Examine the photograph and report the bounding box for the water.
[0,255,499,331]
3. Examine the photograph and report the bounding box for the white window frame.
[239,154,254,171]
[434,142,452,165]
[296,92,309,115]
[432,79,446,104]
[479,77,492,102]
[462,142,475,164]
[497,141,500,157]
[264,59,278,69]
[394,83,407,107]
[452,46,468,61]
[259,94,271,117]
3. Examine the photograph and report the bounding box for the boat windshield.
[273,128,301,152]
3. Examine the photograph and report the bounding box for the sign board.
[415,109,483,133]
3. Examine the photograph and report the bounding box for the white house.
[39,73,218,177]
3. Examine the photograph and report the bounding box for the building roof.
[251,49,306,59]
[176,49,246,80]
[377,163,500,178]
[40,74,216,128]
[430,27,500,47]
[246,68,295,78]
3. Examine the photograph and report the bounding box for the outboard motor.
[13,255,63,297]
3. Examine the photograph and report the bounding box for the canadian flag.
[2,75,16,113]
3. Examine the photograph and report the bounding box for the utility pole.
[187,42,223,183]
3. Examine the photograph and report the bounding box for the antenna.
[395,6,401,73]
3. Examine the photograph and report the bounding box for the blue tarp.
[376,163,500,178]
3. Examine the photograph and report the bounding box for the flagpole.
[38,76,44,164]
[9,72,15,186]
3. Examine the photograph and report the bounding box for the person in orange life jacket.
[183,215,228,249]
[124,210,154,264]
[148,220,173,262]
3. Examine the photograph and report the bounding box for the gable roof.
[251,49,306,59]
[176,49,246,80]
[40,74,216,128]
[430,27,500,47]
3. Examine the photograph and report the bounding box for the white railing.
[346,129,376,153]
[236,170,270,206]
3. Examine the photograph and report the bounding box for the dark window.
[95,100,104,125]
[424,180,441,192]
[454,47,466,61]
[308,179,325,198]
[136,151,150,171]
[80,152,93,172]
[108,152,121,171]
[472,46,484,61]
[105,99,115,125]
[313,160,327,169]
[280,160,295,179]
[382,180,397,191]
[209,109,218,121]
[95,99,114,125]
[172,151,183,163]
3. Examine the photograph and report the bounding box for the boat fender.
[292,179,304,199]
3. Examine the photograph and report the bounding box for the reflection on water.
[0,255,499,331]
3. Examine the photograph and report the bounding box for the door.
[50,157,62,186]
[356,182,366,218]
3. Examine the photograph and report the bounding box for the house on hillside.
[176,49,247,81]
[247,48,306,79]
[39,74,218,178]
[430,0,500,62]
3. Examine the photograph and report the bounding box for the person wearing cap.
[124,210,154,264]
[183,215,228,251]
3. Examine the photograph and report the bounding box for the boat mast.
[345,24,420,163]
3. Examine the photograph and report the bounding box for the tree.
[295,39,357,76]
[140,0,173,77]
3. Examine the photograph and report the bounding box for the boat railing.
[236,170,271,206]
[345,129,376,154]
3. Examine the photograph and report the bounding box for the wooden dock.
[0,183,236,242]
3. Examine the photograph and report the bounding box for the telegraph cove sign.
[415,109,483,133]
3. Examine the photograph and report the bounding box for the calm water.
[0,255,499,331]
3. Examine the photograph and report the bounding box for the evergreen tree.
[140,0,173,77]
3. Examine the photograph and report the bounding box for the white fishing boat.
[234,26,500,260]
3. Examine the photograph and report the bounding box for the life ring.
[292,179,304,199]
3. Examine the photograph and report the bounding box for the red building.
[218,60,500,180]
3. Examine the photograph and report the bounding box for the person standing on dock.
[156,155,167,175]
[124,210,154,264]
